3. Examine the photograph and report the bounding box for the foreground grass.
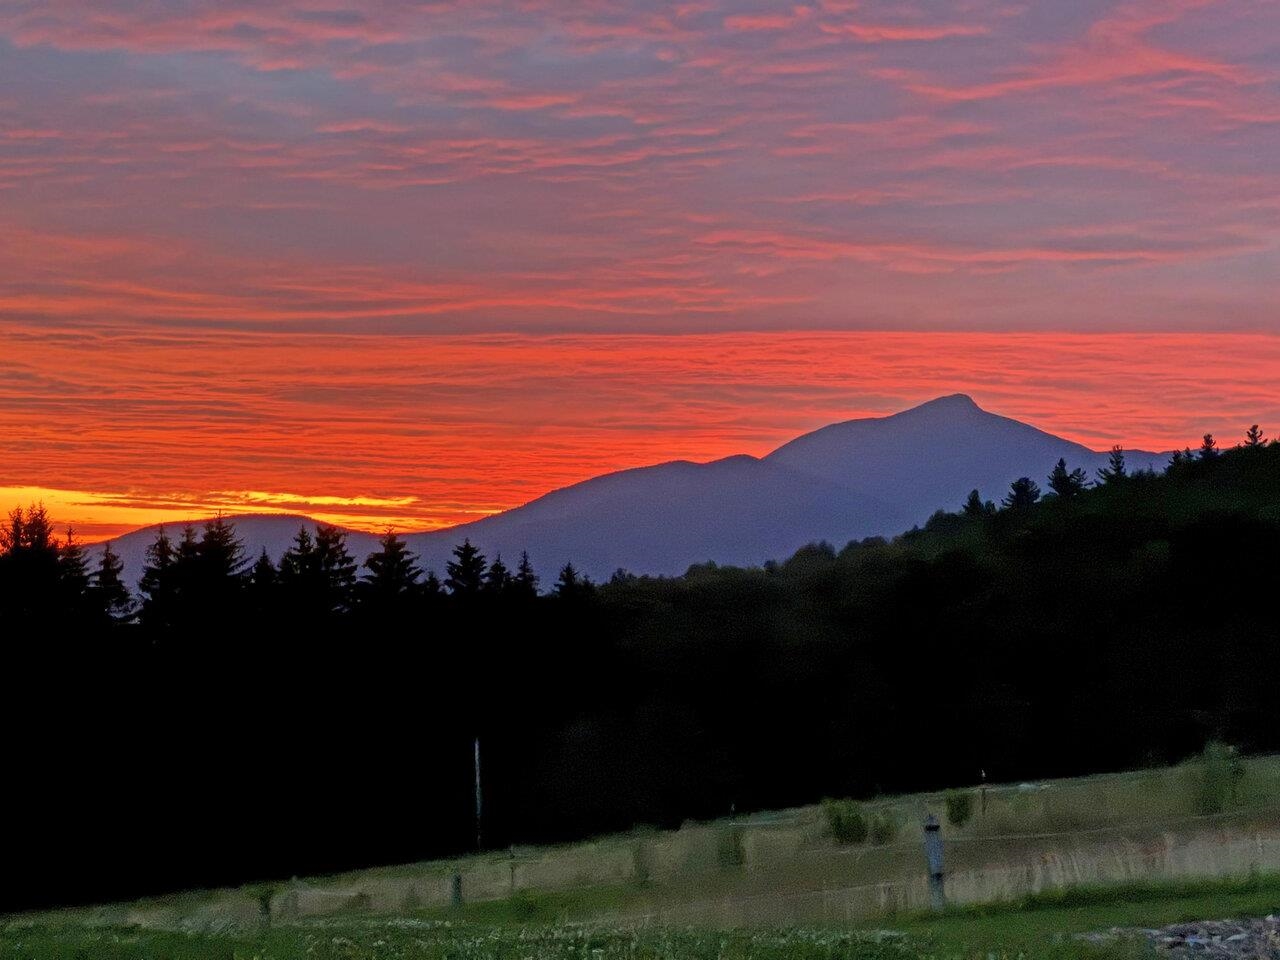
[875,874,1280,959]
[7,875,1280,960]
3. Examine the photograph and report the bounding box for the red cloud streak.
[2,330,1276,540]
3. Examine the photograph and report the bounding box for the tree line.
[2,425,1277,912]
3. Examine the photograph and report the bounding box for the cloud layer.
[4,328,1276,538]
[1,1,1277,534]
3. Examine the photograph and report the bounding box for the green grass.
[5,875,1280,960]
[8,754,1280,938]
[869,873,1280,960]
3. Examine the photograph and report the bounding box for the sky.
[1,0,1278,539]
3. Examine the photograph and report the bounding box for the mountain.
[402,454,909,580]
[89,395,1166,586]
[766,393,1165,523]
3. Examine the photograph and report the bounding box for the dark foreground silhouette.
[2,429,1277,912]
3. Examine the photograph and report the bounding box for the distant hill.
[91,395,1165,585]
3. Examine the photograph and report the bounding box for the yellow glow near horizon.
[0,486,473,542]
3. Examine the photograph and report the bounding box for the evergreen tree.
[0,505,61,628]
[555,563,593,600]
[279,526,352,617]
[484,554,511,594]
[513,550,539,599]
[1245,424,1266,448]
[445,538,487,596]
[91,540,133,622]
[1048,458,1089,499]
[314,524,358,615]
[0,506,22,554]
[57,527,90,600]
[139,527,177,628]
[250,548,277,591]
[1199,433,1218,460]
[422,570,443,598]
[174,525,201,599]
[1097,445,1127,484]
[279,526,316,586]
[362,531,421,600]
[198,515,246,581]
[962,489,995,518]
[1002,477,1041,510]
[246,548,279,627]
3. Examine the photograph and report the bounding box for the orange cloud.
[3,329,1277,540]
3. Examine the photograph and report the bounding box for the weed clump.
[822,798,869,844]
[868,811,899,845]
[945,790,974,827]
[716,824,745,870]
[1193,741,1245,814]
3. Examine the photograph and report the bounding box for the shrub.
[945,790,974,827]
[246,883,276,923]
[1194,741,1245,814]
[822,798,869,844]
[869,811,899,845]
[716,824,745,870]
[632,839,653,886]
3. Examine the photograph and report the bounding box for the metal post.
[474,736,483,852]
[923,813,946,911]
[451,871,463,907]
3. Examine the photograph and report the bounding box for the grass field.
[44,751,1276,933]
[6,874,1280,960]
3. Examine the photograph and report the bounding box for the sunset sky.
[2,0,1278,539]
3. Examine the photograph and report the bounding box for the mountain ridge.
[87,395,1165,585]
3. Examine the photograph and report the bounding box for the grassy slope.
[13,754,1280,935]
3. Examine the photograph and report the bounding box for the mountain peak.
[908,393,982,414]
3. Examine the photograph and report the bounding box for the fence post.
[923,813,946,911]
[451,871,464,907]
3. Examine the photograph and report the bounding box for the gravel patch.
[1080,916,1280,959]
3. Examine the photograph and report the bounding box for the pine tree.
[423,570,443,598]
[314,524,357,615]
[139,527,176,627]
[1048,458,1089,500]
[279,525,359,617]
[445,538,487,596]
[178,517,246,624]
[1,504,56,555]
[513,550,539,599]
[57,527,90,600]
[1002,477,1041,510]
[1097,446,1127,484]
[962,489,995,518]
[1245,425,1266,448]
[555,562,593,600]
[92,540,133,622]
[0,505,61,626]
[246,548,279,625]
[174,524,200,595]
[484,554,511,594]
[363,531,421,600]
[1199,433,1218,460]
[199,515,246,580]
[250,548,277,589]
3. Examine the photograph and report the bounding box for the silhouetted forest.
[3,428,1278,912]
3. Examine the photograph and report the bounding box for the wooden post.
[474,736,483,852]
[451,871,464,907]
[923,813,945,911]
